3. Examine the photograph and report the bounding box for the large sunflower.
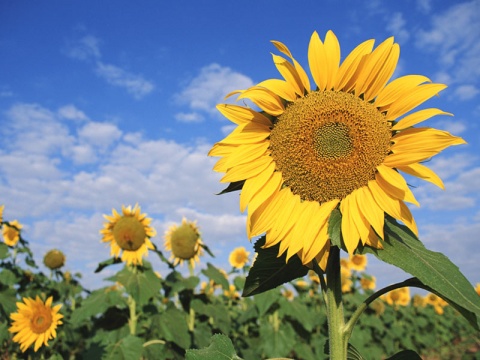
[209,30,465,269]
[164,217,203,268]
[9,296,63,352]
[100,204,157,266]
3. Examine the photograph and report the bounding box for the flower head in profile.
[9,296,63,352]
[209,30,465,268]
[383,287,410,307]
[229,246,250,269]
[224,284,240,299]
[100,204,157,266]
[424,292,448,315]
[43,249,66,270]
[360,275,376,291]
[164,217,203,268]
[348,254,367,272]
[3,220,22,247]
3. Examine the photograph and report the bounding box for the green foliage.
[186,334,242,360]
[243,236,309,296]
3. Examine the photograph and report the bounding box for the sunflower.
[209,30,465,269]
[3,220,22,247]
[9,296,63,352]
[340,266,352,293]
[0,204,4,223]
[229,246,250,269]
[348,254,367,272]
[100,204,157,266]
[383,287,410,307]
[424,292,448,315]
[43,249,66,270]
[164,217,203,268]
[360,275,376,291]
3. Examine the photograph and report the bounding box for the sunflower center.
[170,224,199,260]
[113,216,146,251]
[270,90,391,203]
[30,307,52,334]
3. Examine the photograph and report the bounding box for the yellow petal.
[285,201,318,261]
[308,31,328,91]
[257,79,297,102]
[356,186,384,240]
[216,104,272,126]
[355,37,395,97]
[314,241,330,271]
[324,30,341,91]
[349,189,373,244]
[223,141,270,170]
[239,161,276,212]
[249,187,289,237]
[364,43,400,101]
[271,54,304,95]
[340,195,360,254]
[336,39,375,91]
[375,75,431,108]
[376,164,419,206]
[218,122,271,145]
[271,40,311,92]
[397,163,445,190]
[248,171,283,216]
[266,192,302,248]
[392,108,453,131]
[221,155,272,183]
[237,86,285,116]
[385,83,447,120]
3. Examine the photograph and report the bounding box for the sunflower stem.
[319,246,347,359]
[127,295,138,335]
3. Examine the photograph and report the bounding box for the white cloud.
[416,0,432,13]
[386,12,410,43]
[175,63,254,121]
[58,105,89,121]
[66,35,155,99]
[452,84,480,101]
[77,121,122,147]
[175,112,204,123]
[416,0,480,90]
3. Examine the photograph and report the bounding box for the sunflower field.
[0,205,479,359]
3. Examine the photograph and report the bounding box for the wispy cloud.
[415,0,480,99]
[385,12,410,44]
[66,35,155,99]
[174,63,254,122]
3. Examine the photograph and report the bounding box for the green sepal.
[359,215,480,330]
[185,334,243,360]
[200,243,215,258]
[328,208,343,248]
[216,180,245,195]
[94,257,123,273]
[242,235,309,297]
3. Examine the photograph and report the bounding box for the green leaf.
[200,243,215,258]
[0,287,18,314]
[259,321,296,358]
[94,257,123,273]
[0,243,9,259]
[243,236,309,297]
[186,334,243,360]
[359,216,480,330]
[155,306,191,349]
[278,298,314,332]
[254,289,280,317]
[111,265,161,305]
[164,271,199,296]
[202,263,229,290]
[328,208,343,248]
[0,269,18,286]
[385,350,422,360]
[103,335,143,360]
[216,181,244,195]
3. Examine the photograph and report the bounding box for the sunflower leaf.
[216,180,245,195]
[112,263,162,305]
[385,350,422,360]
[94,257,123,273]
[186,334,243,360]
[242,236,309,297]
[359,215,480,330]
[202,263,229,290]
[328,208,343,248]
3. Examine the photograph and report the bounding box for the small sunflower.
[3,220,22,247]
[383,287,410,307]
[43,249,66,270]
[100,204,157,266]
[340,266,352,293]
[9,296,63,352]
[229,246,250,269]
[223,284,240,299]
[349,254,367,272]
[209,30,465,268]
[360,275,376,291]
[412,294,426,308]
[282,288,295,301]
[164,217,203,268]
[424,293,448,315]
[475,283,480,296]
[0,204,4,223]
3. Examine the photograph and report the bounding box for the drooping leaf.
[243,236,309,296]
[200,243,215,258]
[111,265,161,305]
[202,263,229,290]
[359,215,480,330]
[385,350,422,360]
[103,335,143,360]
[186,334,243,360]
[71,288,127,325]
[164,270,199,297]
[94,257,123,273]
[155,306,191,349]
[216,181,245,195]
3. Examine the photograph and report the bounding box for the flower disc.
[113,216,147,251]
[164,217,204,268]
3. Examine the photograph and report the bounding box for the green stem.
[188,307,195,332]
[143,339,166,347]
[127,295,138,335]
[315,246,347,359]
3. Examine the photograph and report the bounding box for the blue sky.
[0,0,479,290]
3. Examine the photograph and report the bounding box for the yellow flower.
[0,204,4,223]
[371,300,385,316]
[223,284,240,299]
[383,287,410,307]
[164,217,203,268]
[282,288,295,301]
[424,293,448,315]
[412,294,426,308]
[295,279,309,290]
[340,258,350,270]
[200,280,216,296]
[43,249,66,270]
[229,246,250,269]
[9,296,63,352]
[475,283,480,296]
[3,220,22,247]
[360,275,376,291]
[209,30,465,268]
[348,254,367,272]
[100,204,157,266]
[340,266,352,293]
[308,270,320,284]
